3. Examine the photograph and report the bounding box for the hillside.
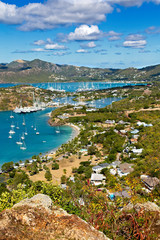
[0,59,160,83]
[0,194,110,240]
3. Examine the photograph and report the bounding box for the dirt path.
[125,107,160,117]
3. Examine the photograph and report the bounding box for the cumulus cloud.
[126,34,145,41]
[123,40,147,48]
[31,48,46,52]
[68,25,103,41]
[106,0,160,7]
[145,26,160,34]
[0,0,112,31]
[76,49,89,53]
[81,41,96,48]
[44,43,66,50]
[33,40,46,46]
[0,0,160,31]
[107,30,122,41]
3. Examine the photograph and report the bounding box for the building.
[90,173,106,186]
[140,175,160,191]
[105,120,115,124]
[92,163,110,174]
[118,163,134,177]
[132,148,143,154]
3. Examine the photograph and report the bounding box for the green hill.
[0,59,159,83]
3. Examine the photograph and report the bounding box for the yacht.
[8,134,12,139]
[20,141,27,150]
[10,112,14,118]
[22,117,25,126]
[56,126,60,133]
[21,133,25,140]
[10,122,15,128]
[16,137,23,145]
[9,127,15,134]
[24,129,28,135]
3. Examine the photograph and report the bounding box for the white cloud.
[44,43,66,50]
[145,26,160,34]
[123,40,147,48]
[68,25,102,41]
[107,30,122,41]
[76,49,88,53]
[81,41,96,48]
[0,0,112,31]
[34,40,45,46]
[0,0,159,31]
[106,0,160,7]
[126,34,145,41]
[31,48,46,52]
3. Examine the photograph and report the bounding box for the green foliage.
[45,170,52,181]
[1,162,14,173]
[88,146,97,155]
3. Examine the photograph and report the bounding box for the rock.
[13,194,53,212]
[0,194,110,240]
[124,201,160,214]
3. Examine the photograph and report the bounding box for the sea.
[0,81,138,166]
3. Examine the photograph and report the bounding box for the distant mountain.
[0,59,159,83]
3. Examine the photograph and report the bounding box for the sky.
[0,0,160,69]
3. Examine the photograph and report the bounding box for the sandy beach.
[30,123,82,184]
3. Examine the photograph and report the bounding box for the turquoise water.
[0,81,142,92]
[0,80,131,166]
[32,82,140,92]
[0,108,74,166]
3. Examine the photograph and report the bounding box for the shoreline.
[47,123,80,157]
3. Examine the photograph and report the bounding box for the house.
[132,148,143,154]
[92,163,109,174]
[110,168,117,175]
[137,121,153,127]
[130,129,139,134]
[90,173,106,186]
[118,163,134,177]
[105,120,115,125]
[119,129,127,135]
[140,175,160,191]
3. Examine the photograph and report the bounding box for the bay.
[0,108,74,167]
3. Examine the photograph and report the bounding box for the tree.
[45,170,52,181]
[52,162,59,170]
[88,146,97,155]
[61,175,67,184]
[1,161,14,173]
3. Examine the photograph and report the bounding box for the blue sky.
[0,0,160,68]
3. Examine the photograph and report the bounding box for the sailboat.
[16,123,20,129]
[36,130,40,135]
[16,136,23,145]
[24,128,28,135]
[21,133,25,140]
[20,141,27,150]
[10,112,14,119]
[9,126,15,134]
[56,126,60,133]
[8,134,12,139]
[22,117,25,126]
[10,122,15,128]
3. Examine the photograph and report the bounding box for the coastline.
[47,123,80,157]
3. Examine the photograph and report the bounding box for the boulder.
[0,194,110,240]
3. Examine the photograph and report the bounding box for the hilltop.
[0,59,160,83]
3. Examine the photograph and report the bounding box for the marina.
[0,94,122,166]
